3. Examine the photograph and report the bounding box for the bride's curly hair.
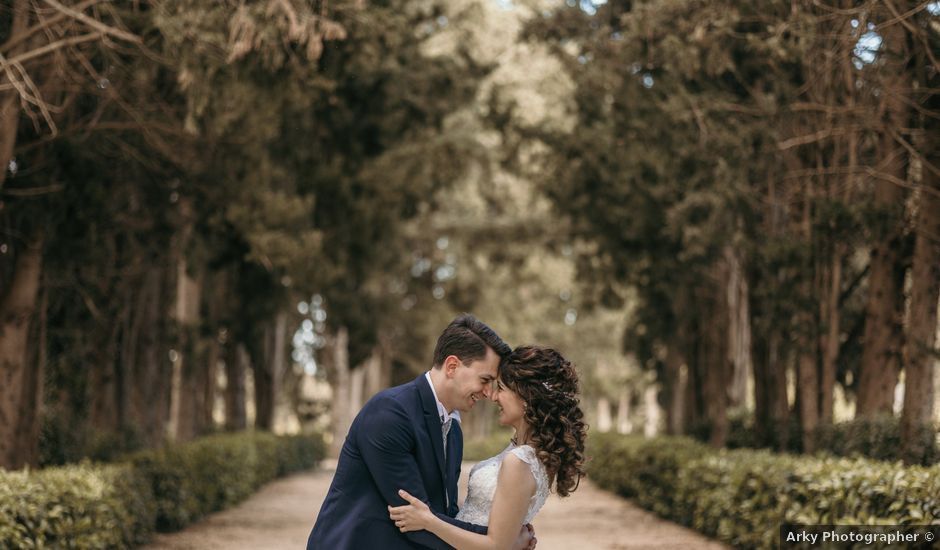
[499,345,588,497]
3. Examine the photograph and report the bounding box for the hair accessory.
[540,380,576,400]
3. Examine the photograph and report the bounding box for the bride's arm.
[390,454,536,550]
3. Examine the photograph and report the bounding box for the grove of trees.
[0,0,511,469]
[503,0,939,462]
[1,0,938,474]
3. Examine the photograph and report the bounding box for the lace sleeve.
[508,445,550,524]
[509,445,542,485]
[509,445,539,470]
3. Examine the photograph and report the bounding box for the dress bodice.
[454,443,550,526]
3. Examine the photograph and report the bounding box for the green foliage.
[0,464,154,549]
[813,417,938,466]
[462,430,514,461]
[296,0,491,365]
[40,415,149,467]
[588,433,704,519]
[4,0,493,464]
[512,0,807,377]
[506,0,907,446]
[588,433,940,549]
[129,431,325,531]
[0,431,326,548]
[687,414,939,465]
[688,412,802,453]
[155,0,492,368]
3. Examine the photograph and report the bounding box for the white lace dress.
[455,443,550,526]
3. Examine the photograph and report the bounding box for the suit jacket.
[307,375,487,549]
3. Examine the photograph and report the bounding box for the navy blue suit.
[307,375,487,549]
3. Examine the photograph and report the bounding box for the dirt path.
[141,460,729,550]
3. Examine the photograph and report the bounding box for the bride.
[389,345,588,550]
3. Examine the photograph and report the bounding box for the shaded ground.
[141,460,729,549]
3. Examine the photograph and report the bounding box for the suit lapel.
[415,375,448,487]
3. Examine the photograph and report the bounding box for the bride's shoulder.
[498,450,538,493]
[508,444,540,466]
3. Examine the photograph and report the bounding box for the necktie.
[442,416,452,458]
[441,416,453,508]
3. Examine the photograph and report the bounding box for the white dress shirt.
[424,371,461,426]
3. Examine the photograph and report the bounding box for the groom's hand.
[512,523,537,550]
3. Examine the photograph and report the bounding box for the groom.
[307,314,536,549]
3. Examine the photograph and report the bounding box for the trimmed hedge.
[813,416,938,465]
[463,430,515,461]
[0,463,154,549]
[690,414,939,465]
[588,433,940,549]
[0,431,326,549]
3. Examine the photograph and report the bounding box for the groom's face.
[445,346,499,413]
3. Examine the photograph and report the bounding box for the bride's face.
[492,378,526,428]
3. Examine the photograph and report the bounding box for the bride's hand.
[388,489,434,532]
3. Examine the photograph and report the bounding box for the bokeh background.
[1,0,939,547]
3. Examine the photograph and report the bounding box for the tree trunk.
[250,331,273,430]
[363,344,390,401]
[753,325,791,451]
[725,247,752,408]
[187,320,220,437]
[797,184,820,452]
[702,271,730,448]
[201,271,230,433]
[752,335,770,443]
[796,342,819,453]
[169,260,201,442]
[202,334,220,431]
[0,89,19,191]
[16,284,46,467]
[768,331,791,451]
[326,326,350,457]
[0,235,43,469]
[270,312,287,428]
[682,330,706,433]
[0,0,30,191]
[616,387,633,434]
[662,346,686,435]
[596,396,612,433]
[823,26,858,426]
[350,363,365,426]
[363,350,380,400]
[224,342,248,430]
[818,248,842,425]
[126,268,173,449]
[643,385,660,437]
[900,166,940,463]
[251,312,287,431]
[171,328,216,441]
[88,293,122,437]
[856,20,909,417]
[759,115,793,451]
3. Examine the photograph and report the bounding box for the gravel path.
[141,460,729,550]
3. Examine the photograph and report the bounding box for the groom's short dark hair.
[432,314,510,368]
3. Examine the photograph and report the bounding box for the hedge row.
[690,414,939,465]
[812,416,938,464]
[463,430,515,461]
[588,433,940,549]
[0,431,326,549]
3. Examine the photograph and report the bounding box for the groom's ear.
[443,355,461,378]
